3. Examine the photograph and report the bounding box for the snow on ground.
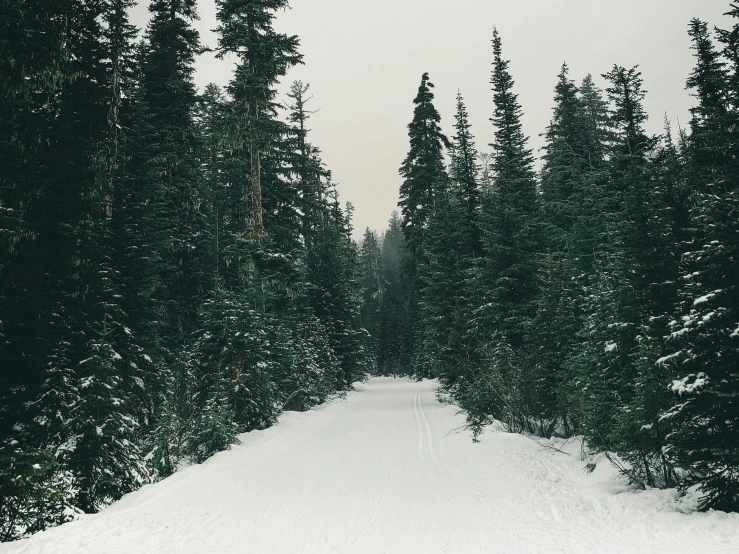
[2,377,738,554]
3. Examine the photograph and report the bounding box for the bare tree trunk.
[103,5,123,219]
[250,103,263,244]
[251,141,263,243]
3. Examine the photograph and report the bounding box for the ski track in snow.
[2,377,739,554]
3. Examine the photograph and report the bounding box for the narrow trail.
[3,378,738,554]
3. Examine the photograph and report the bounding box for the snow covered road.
[2,377,738,554]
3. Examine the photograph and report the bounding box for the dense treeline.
[0,0,370,539]
[361,12,739,512]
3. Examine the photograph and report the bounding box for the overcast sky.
[130,0,731,238]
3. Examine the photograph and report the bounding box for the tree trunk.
[250,102,263,244]
[251,142,263,243]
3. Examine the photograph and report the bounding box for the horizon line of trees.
[0,0,371,540]
[360,9,739,513]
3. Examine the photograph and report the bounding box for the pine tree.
[189,379,239,464]
[67,0,151,511]
[377,212,410,375]
[473,28,539,352]
[449,92,482,258]
[398,73,449,264]
[113,1,215,482]
[417,185,471,386]
[462,28,541,434]
[0,442,79,541]
[6,0,152,514]
[359,228,383,364]
[147,350,199,477]
[397,73,449,374]
[215,0,303,243]
[567,73,613,273]
[540,64,585,240]
[572,67,649,452]
[307,193,371,386]
[196,282,282,431]
[686,18,732,182]
[661,13,739,511]
[214,0,306,342]
[281,304,342,410]
[421,92,482,391]
[134,0,212,343]
[286,80,325,245]
[525,64,592,435]
[0,0,113,442]
[1,0,374,534]
[569,66,682,488]
[0,0,71,438]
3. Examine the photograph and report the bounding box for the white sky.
[130,0,731,238]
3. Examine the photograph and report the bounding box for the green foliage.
[398,73,449,263]
[0,0,370,536]
[375,212,412,375]
[359,228,383,365]
[189,382,240,465]
[473,28,540,352]
[307,196,373,386]
[0,443,79,542]
[363,12,739,514]
[661,11,739,511]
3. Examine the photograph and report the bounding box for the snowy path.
[3,377,738,554]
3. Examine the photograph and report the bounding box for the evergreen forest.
[1,0,738,542]
[0,0,371,539]
[360,13,739,513]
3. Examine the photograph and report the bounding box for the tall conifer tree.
[663,14,739,511]
[397,73,448,374]
[461,28,541,435]
[474,29,539,350]
[215,0,303,243]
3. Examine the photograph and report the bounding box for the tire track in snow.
[8,378,735,554]
[417,383,437,465]
[413,385,425,463]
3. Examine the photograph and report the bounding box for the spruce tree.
[0,0,374,533]
[398,73,449,264]
[662,13,739,511]
[196,282,282,431]
[417,185,470,386]
[378,212,410,375]
[462,28,541,434]
[526,64,591,435]
[685,19,731,181]
[569,66,682,488]
[449,92,482,258]
[286,80,325,245]
[567,73,613,272]
[307,193,371,386]
[526,68,614,434]
[424,92,482,392]
[128,0,212,348]
[397,72,449,374]
[20,0,152,512]
[0,0,78,437]
[477,28,539,347]
[359,228,383,364]
[215,0,303,243]
[115,1,215,479]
